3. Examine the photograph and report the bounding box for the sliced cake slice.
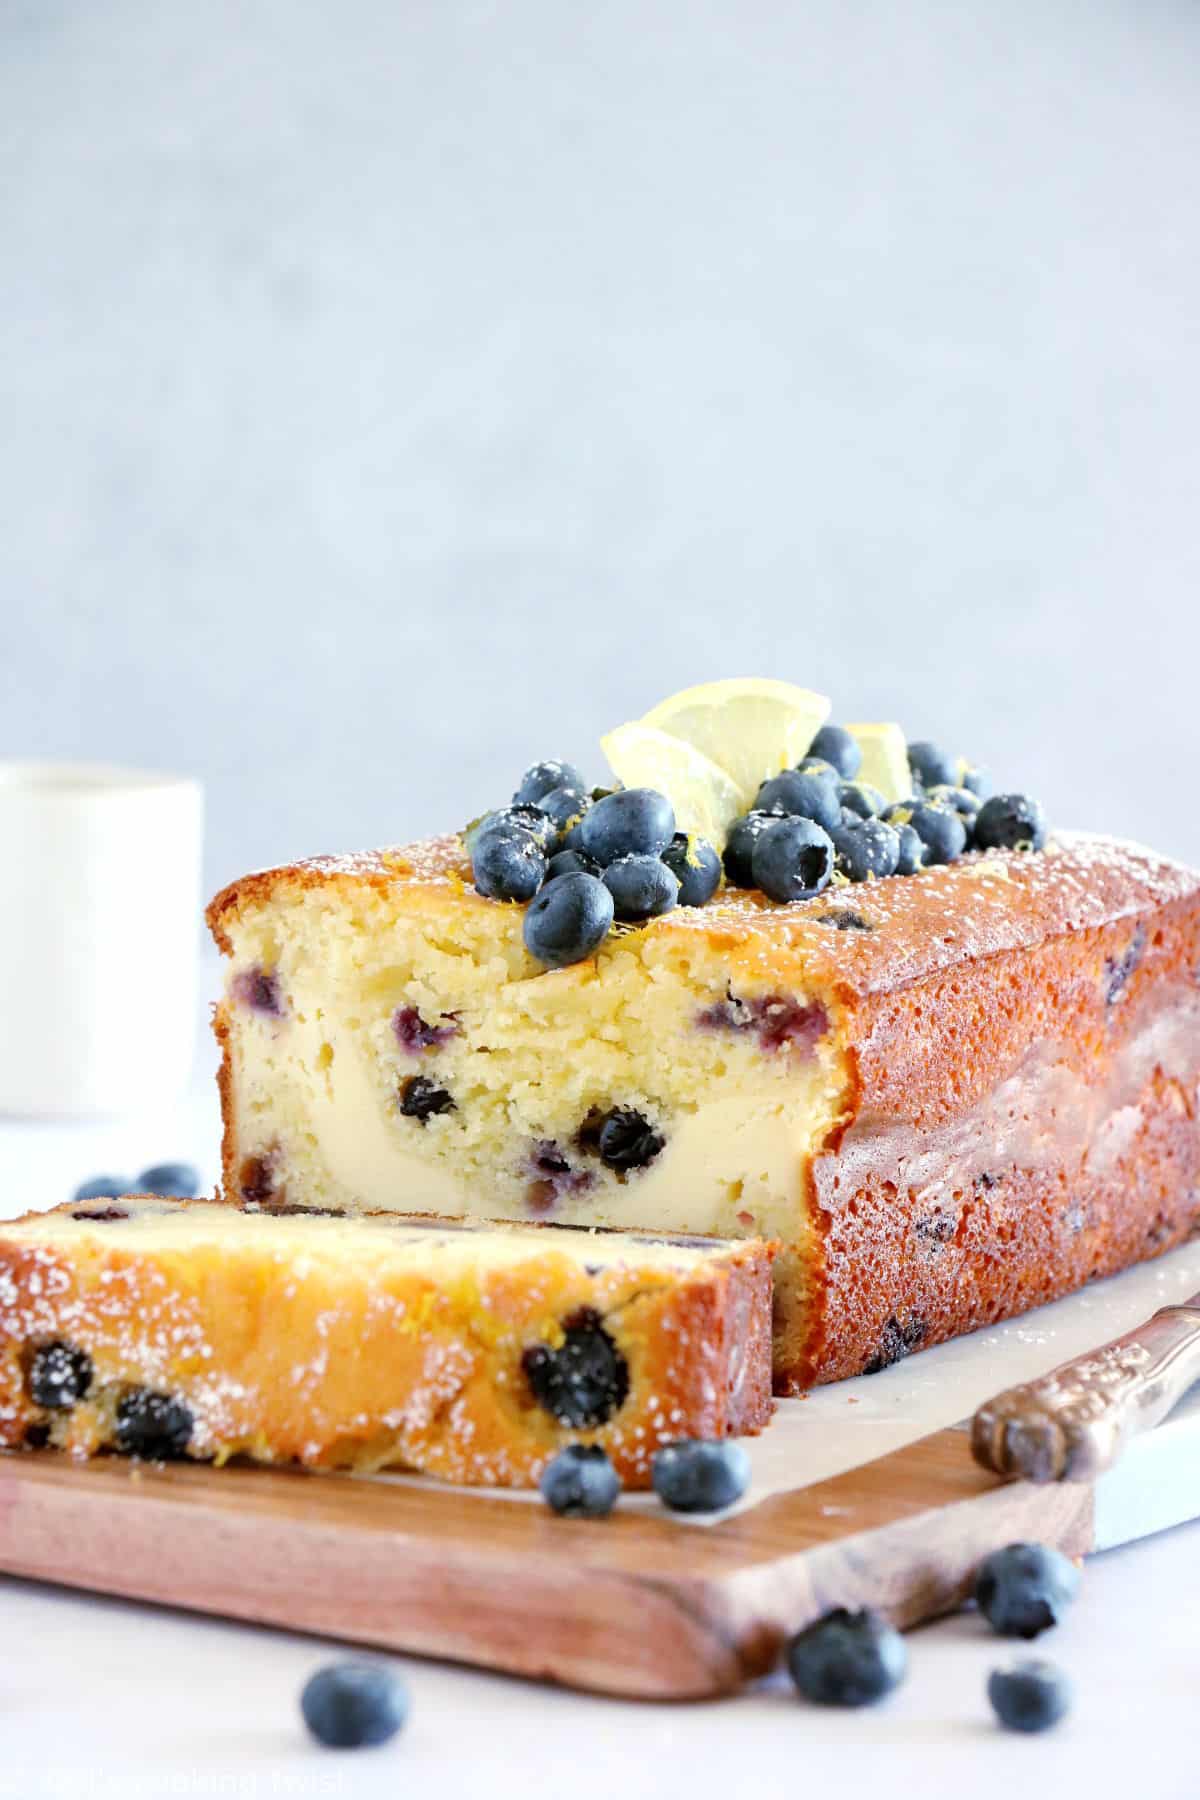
[0,1197,773,1487]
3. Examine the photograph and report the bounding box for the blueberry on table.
[136,1162,201,1198]
[539,1444,622,1517]
[894,823,925,875]
[471,824,547,902]
[962,763,992,799]
[523,871,614,967]
[975,1542,1080,1638]
[907,739,961,791]
[808,724,862,780]
[661,832,722,907]
[602,854,679,922]
[886,800,967,866]
[579,788,675,864]
[300,1661,410,1749]
[27,1341,92,1409]
[987,1660,1072,1733]
[786,1607,908,1706]
[652,1439,750,1512]
[114,1388,194,1459]
[754,770,841,834]
[512,759,587,807]
[72,1175,128,1202]
[522,1310,630,1427]
[836,780,885,820]
[974,793,1047,853]
[751,817,835,904]
[722,811,779,887]
[832,818,901,883]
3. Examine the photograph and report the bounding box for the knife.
[971,1291,1200,1483]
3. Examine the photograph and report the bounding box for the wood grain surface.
[0,1431,1097,1699]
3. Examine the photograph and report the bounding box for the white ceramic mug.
[0,763,204,1117]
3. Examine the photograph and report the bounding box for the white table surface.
[1,977,1196,1800]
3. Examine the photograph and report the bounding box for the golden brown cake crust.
[206,831,1197,991]
[0,1200,774,1487]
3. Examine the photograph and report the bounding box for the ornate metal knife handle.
[971,1296,1200,1483]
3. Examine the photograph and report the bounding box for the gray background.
[3,0,1198,896]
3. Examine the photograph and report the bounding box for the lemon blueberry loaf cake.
[0,1197,773,1485]
[206,683,1200,1390]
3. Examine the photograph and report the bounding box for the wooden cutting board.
[0,1416,1161,1701]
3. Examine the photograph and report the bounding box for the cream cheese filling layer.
[231,994,843,1242]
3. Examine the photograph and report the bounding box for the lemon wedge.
[844,723,911,805]
[641,678,830,809]
[600,722,743,847]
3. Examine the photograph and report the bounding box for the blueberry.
[786,1607,908,1707]
[71,1204,129,1223]
[491,803,558,850]
[832,818,901,883]
[885,800,967,865]
[539,1444,621,1518]
[579,788,675,865]
[975,1543,1080,1639]
[963,764,992,799]
[27,1341,92,1409]
[987,1660,1072,1733]
[115,1389,194,1459]
[544,847,601,880]
[661,833,722,907]
[816,909,874,931]
[232,965,285,1016]
[580,1106,665,1172]
[399,1075,456,1123]
[836,781,886,820]
[808,725,862,780]
[894,823,925,875]
[722,811,779,887]
[72,1175,128,1202]
[471,824,547,901]
[522,1309,630,1427]
[136,1162,201,1198]
[523,871,614,967]
[861,1313,927,1373]
[468,804,556,853]
[974,793,1047,853]
[538,785,591,840]
[392,1006,457,1054]
[751,817,835,903]
[926,784,981,819]
[513,759,587,807]
[754,770,840,834]
[907,740,961,790]
[300,1661,410,1749]
[794,756,839,781]
[602,854,679,922]
[652,1439,750,1513]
